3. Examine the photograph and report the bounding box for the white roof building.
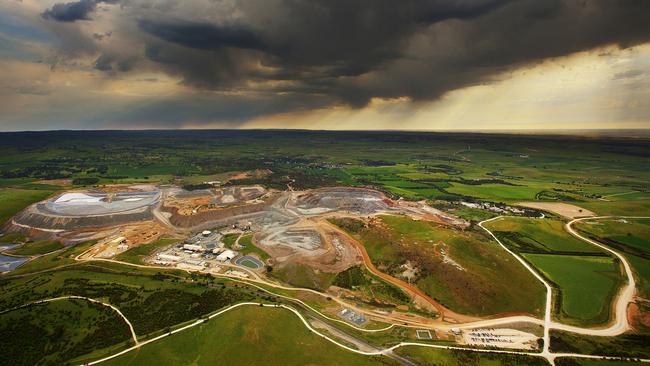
[216,249,238,262]
[183,244,203,251]
[158,254,181,262]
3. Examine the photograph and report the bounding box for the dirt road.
[553,216,649,336]
[321,219,480,323]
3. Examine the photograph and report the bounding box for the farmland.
[483,217,626,326]
[485,217,605,254]
[523,254,622,325]
[0,189,56,226]
[238,234,271,261]
[576,218,650,298]
[394,346,548,366]
[0,130,648,209]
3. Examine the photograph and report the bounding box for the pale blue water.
[0,244,27,271]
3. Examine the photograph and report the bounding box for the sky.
[0,0,649,131]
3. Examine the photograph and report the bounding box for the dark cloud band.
[38,0,650,121]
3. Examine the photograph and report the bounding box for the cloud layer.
[0,0,649,130]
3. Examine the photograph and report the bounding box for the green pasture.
[446,182,544,201]
[0,188,55,226]
[579,200,650,217]
[99,305,389,366]
[486,217,605,254]
[551,329,650,360]
[576,218,650,298]
[395,345,549,366]
[238,234,271,261]
[271,262,336,291]
[7,240,63,256]
[557,359,647,366]
[577,218,650,254]
[523,254,623,325]
[7,240,96,275]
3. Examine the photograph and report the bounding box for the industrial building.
[216,249,238,262]
[183,244,203,251]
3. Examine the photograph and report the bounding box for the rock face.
[290,187,396,215]
[161,201,270,228]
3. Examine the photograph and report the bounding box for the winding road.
[0,295,138,345]
[5,212,648,365]
[552,216,649,336]
[479,214,649,364]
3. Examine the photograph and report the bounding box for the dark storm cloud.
[38,0,650,116]
[138,20,267,51]
[42,0,117,22]
[94,92,332,128]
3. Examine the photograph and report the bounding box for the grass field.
[0,232,25,243]
[579,200,650,217]
[0,130,647,210]
[7,240,96,275]
[332,266,411,306]
[116,237,179,264]
[0,263,255,337]
[523,254,623,325]
[577,218,650,254]
[485,217,605,254]
[238,234,271,261]
[0,188,55,226]
[0,298,132,366]
[394,345,549,366]
[271,262,336,291]
[223,233,239,248]
[332,215,546,317]
[446,182,544,201]
[99,305,391,366]
[576,218,650,298]
[551,329,650,359]
[7,240,63,256]
[627,255,650,299]
[557,359,647,366]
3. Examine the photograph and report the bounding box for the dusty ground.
[228,169,272,182]
[629,303,650,329]
[460,328,539,350]
[163,185,268,217]
[35,179,72,186]
[517,202,596,218]
[255,218,361,273]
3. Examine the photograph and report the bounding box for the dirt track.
[321,219,480,324]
